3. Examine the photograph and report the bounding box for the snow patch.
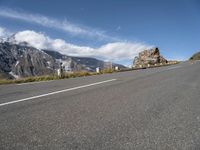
[47,61,51,66]
[15,61,19,67]
[46,66,53,69]
[61,60,72,72]
[9,71,20,79]
[86,67,92,71]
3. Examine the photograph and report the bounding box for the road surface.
[0,61,200,150]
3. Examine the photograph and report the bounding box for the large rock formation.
[133,47,167,68]
[190,51,200,60]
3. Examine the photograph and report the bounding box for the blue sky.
[0,0,200,65]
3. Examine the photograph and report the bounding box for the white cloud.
[13,30,152,63]
[0,26,12,37]
[0,8,118,41]
[97,42,151,61]
[14,30,49,49]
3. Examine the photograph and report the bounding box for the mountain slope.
[43,50,126,72]
[0,42,57,79]
[0,42,126,79]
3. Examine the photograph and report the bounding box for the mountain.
[0,41,126,79]
[0,42,57,79]
[133,47,168,67]
[190,51,200,60]
[43,50,125,72]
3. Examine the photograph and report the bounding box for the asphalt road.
[0,61,200,150]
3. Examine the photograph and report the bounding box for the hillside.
[43,50,126,72]
[0,42,126,79]
[0,42,57,79]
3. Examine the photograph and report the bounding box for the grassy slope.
[0,70,114,85]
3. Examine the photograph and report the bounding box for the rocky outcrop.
[190,51,200,60]
[133,47,167,68]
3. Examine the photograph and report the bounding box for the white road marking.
[0,79,117,107]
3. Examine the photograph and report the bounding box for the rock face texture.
[0,42,126,79]
[133,48,167,67]
[0,42,57,79]
[43,50,125,72]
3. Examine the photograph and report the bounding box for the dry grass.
[0,75,59,85]
[0,71,98,85]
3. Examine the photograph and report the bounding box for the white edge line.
[0,79,117,107]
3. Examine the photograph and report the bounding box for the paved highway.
[0,61,200,150]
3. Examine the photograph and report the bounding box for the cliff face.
[133,48,167,67]
[0,42,57,79]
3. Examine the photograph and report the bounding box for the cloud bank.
[0,8,118,41]
[12,30,152,62]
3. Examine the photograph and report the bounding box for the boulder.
[133,47,167,67]
[190,51,200,60]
